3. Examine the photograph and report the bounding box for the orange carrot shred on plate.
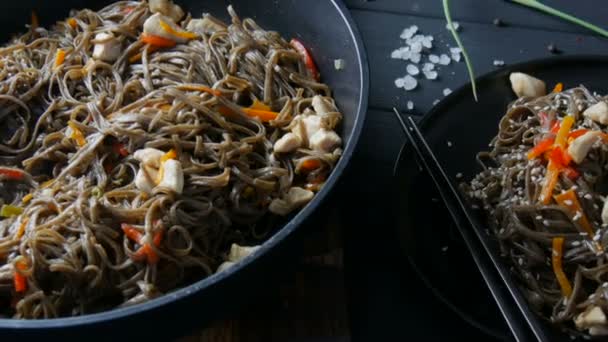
[241,108,279,122]
[68,121,86,147]
[569,129,589,140]
[67,18,77,29]
[121,223,143,243]
[249,99,272,111]
[540,162,560,205]
[129,45,162,63]
[299,159,322,173]
[554,189,595,237]
[551,237,572,297]
[140,33,176,48]
[555,116,575,148]
[21,193,33,204]
[527,137,554,160]
[159,19,198,40]
[13,261,28,293]
[0,167,25,181]
[16,218,28,239]
[552,82,564,93]
[290,38,320,81]
[54,49,66,69]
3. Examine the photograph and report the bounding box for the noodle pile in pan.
[0,0,343,318]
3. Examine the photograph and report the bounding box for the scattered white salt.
[406,64,420,76]
[451,53,461,62]
[410,42,423,53]
[429,54,440,63]
[422,63,434,72]
[402,75,417,90]
[447,141,453,147]
[394,78,406,88]
[432,99,440,105]
[400,25,418,40]
[443,88,452,96]
[439,54,451,65]
[423,70,438,80]
[422,37,433,49]
[334,59,345,70]
[410,53,421,63]
[407,101,414,110]
[446,21,460,31]
[450,47,462,54]
[493,59,505,66]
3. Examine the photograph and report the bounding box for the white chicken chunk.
[135,168,156,193]
[216,243,260,273]
[274,132,302,153]
[149,0,184,22]
[309,129,342,152]
[312,95,337,116]
[567,131,602,164]
[186,16,226,35]
[269,187,314,216]
[575,306,607,330]
[509,72,546,98]
[143,13,189,43]
[157,159,184,194]
[134,148,164,168]
[92,32,122,62]
[584,102,608,125]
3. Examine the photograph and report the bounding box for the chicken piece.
[575,306,607,330]
[143,13,189,43]
[567,131,602,164]
[269,187,314,216]
[186,16,227,35]
[312,95,337,116]
[584,102,608,125]
[134,148,164,168]
[92,32,122,62]
[157,159,184,194]
[509,72,546,98]
[216,243,260,273]
[135,168,156,193]
[149,0,184,22]
[309,129,342,152]
[274,132,302,153]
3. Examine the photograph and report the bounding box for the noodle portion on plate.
[0,0,343,318]
[465,73,608,337]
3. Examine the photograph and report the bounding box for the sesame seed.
[456,173,463,179]
[572,241,581,246]
[535,215,542,220]
[447,141,453,147]
[441,246,449,252]
[564,200,573,206]
[543,220,550,226]
[584,194,593,200]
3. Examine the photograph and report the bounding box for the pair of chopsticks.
[392,109,540,342]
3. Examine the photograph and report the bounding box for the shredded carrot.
[551,237,572,297]
[555,116,575,148]
[54,49,66,69]
[177,84,222,96]
[241,108,279,122]
[552,82,564,93]
[540,162,560,205]
[112,143,129,157]
[21,193,33,205]
[68,121,86,147]
[140,33,176,48]
[569,129,589,140]
[13,261,27,293]
[554,189,595,237]
[0,167,25,181]
[30,11,39,29]
[299,159,322,173]
[16,218,29,239]
[159,103,172,111]
[290,38,320,81]
[249,99,272,111]
[527,137,554,160]
[128,45,161,63]
[562,167,580,180]
[156,149,177,184]
[121,223,143,243]
[67,18,77,29]
[159,19,198,40]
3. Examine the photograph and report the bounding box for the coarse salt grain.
[400,25,418,39]
[429,54,440,64]
[439,54,451,65]
[451,53,461,62]
[407,101,414,110]
[402,75,418,91]
[424,70,438,80]
[493,60,505,66]
[334,59,345,70]
[443,88,452,96]
[456,173,463,179]
[406,64,420,76]
[447,141,453,147]
[422,63,434,71]
[446,21,460,31]
[410,53,421,63]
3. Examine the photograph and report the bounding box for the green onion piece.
[1,204,23,218]
[510,0,608,39]
[442,0,478,102]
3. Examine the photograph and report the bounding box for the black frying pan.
[0,1,368,340]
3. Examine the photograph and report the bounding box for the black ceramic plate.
[394,55,608,341]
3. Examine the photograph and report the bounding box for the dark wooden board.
[352,8,608,114]
[346,0,608,35]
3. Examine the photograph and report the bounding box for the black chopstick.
[392,108,539,342]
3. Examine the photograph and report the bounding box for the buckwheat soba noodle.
[465,73,608,337]
[0,0,344,318]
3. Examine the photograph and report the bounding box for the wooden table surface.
[181,1,608,341]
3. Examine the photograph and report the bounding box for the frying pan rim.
[0,0,369,329]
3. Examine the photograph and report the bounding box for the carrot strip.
[540,162,560,204]
[0,167,25,181]
[54,49,66,69]
[552,237,572,297]
[290,38,320,81]
[554,189,595,237]
[129,45,161,63]
[121,223,143,243]
[140,33,176,48]
[527,137,554,160]
[552,82,564,93]
[241,108,279,122]
[68,121,86,147]
[13,261,27,293]
[569,129,589,140]
[21,193,33,204]
[177,84,222,96]
[16,218,28,239]
[299,159,322,173]
[159,19,198,40]
[555,116,575,148]
[249,99,272,111]
[67,18,77,29]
